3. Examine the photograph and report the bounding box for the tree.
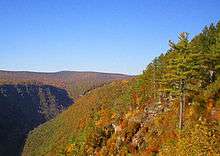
[165,32,198,129]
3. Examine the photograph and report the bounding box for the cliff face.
[0,84,73,156]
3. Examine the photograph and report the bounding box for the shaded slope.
[0,84,73,156]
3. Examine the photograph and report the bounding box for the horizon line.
[0,69,136,76]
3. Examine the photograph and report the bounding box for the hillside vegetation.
[0,71,130,156]
[23,80,133,156]
[23,22,220,156]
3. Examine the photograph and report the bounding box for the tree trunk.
[179,79,184,129]
[179,92,183,129]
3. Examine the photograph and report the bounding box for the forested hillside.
[23,22,220,156]
[0,71,130,156]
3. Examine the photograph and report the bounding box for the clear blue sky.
[0,0,219,75]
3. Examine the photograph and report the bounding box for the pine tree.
[165,32,199,129]
[190,23,219,87]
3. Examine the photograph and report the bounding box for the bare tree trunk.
[179,92,183,129]
[179,79,184,129]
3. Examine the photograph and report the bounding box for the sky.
[0,0,220,75]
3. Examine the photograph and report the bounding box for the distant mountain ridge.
[0,70,132,99]
[0,70,132,76]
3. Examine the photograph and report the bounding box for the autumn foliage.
[23,21,220,156]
